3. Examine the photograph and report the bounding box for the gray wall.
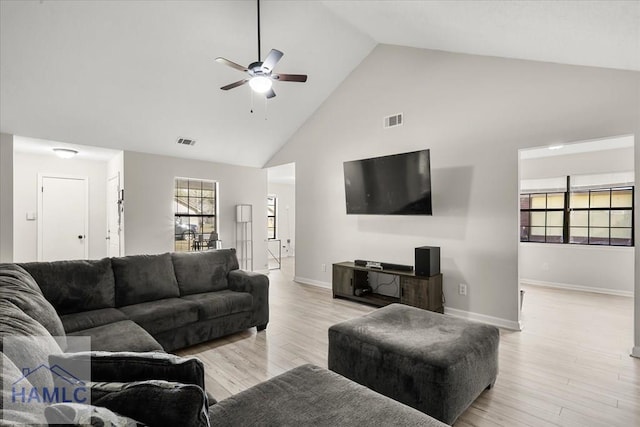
[123,151,268,271]
[0,133,13,262]
[267,44,640,330]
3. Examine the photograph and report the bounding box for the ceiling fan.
[215,0,308,99]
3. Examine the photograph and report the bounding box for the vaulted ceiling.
[1,1,638,167]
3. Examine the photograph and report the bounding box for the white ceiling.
[2,1,638,168]
[323,0,640,72]
[13,135,121,162]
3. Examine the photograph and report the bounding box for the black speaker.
[415,246,440,277]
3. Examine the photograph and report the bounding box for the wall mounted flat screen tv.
[343,149,432,215]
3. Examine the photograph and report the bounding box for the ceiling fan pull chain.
[250,88,254,113]
[264,96,268,121]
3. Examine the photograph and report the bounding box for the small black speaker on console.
[415,246,440,277]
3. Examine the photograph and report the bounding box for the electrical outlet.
[322,263,327,272]
[459,283,467,296]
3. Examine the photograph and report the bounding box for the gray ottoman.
[328,304,499,425]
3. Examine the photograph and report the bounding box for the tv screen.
[343,149,432,215]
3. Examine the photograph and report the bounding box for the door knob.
[78,235,84,240]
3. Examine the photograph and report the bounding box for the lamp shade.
[248,76,272,93]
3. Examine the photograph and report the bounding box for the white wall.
[520,147,634,179]
[519,145,634,295]
[267,44,640,330]
[0,133,13,262]
[520,244,634,296]
[12,152,108,262]
[122,151,268,271]
[268,182,296,257]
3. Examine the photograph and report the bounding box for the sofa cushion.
[67,320,163,352]
[20,258,116,315]
[0,263,66,343]
[119,298,199,335]
[182,290,253,320]
[208,364,447,427]
[90,380,209,427]
[61,308,128,334]
[171,249,239,295]
[112,253,180,306]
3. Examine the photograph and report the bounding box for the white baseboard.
[444,307,521,331]
[632,346,640,359]
[294,276,331,289]
[521,279,633,298]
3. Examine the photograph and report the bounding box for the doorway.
[517,135,635,336]
[106,173,121,257]
[267,163,295,279]
[38,174,89,261]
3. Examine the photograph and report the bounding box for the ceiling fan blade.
[265,88,276,99]
[220,78,250,90]
[272,73,308,82]
[261,49,283,72]
[215,57,249,73]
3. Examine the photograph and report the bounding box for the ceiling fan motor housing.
[249,62,267,76]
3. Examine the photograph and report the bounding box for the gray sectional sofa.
[0,252,447,426]
[17,249,269,352]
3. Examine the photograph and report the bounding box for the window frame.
[520,181,634,247]
[568,187,634,246]
[267,196,277,240]
[174,177,219,252]
[520,192,567,244]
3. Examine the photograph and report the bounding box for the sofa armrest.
[48,351,205,389]
[228,270,269,329]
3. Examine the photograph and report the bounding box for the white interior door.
[38,174,89,261]
[106,174,121,257]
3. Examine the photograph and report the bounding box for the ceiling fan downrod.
[256,0,261,62]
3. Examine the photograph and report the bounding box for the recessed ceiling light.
[53,148,78,159]
[548,144,564,150]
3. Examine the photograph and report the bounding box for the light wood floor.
[177,259,639,426]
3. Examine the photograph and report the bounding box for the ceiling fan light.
[249,76,272,93]
[53,148,78,159]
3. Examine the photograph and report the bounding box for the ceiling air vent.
[383,113,403,129]
[176,138,196,146]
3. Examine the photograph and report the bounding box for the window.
[174,178,217,252]
[267,196,276,240]
[520,183,633,247]
[569,188,633,246]
[520,192,565,243]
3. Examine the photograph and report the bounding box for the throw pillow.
[0,264,67,348]
[49,351,205,389]
[90,380,210,427]
[44,402,144,426]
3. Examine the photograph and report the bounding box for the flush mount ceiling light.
[53,148,78,159]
